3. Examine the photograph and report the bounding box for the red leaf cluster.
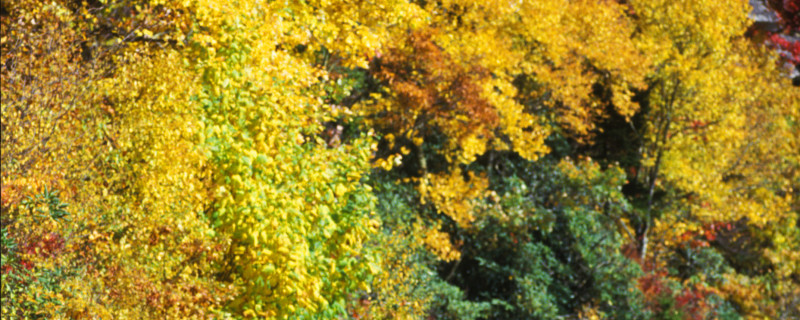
[370,30,498,142]
[768,33,800,64]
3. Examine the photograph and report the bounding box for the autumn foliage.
[2,0,799,319]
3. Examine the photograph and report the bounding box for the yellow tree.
[356,0,649,264]
[628,0,800,316]
[185,0,424,317]
[1,0,426,317]
[350,1,651,317]
[1,1,234,318]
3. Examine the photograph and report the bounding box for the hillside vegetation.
[1,0,798,319]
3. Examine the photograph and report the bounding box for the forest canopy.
[1,0,799,319]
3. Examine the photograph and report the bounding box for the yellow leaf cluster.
[418,169,489,229]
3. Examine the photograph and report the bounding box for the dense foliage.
[1,0,798,319]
